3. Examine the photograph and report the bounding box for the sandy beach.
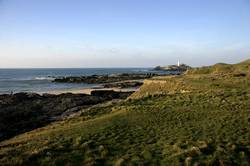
[42,87,140,95]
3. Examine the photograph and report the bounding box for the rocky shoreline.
[0,72,171,142]
[53,73,158,84]
[0,90,132,142]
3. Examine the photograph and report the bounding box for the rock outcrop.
[0,91,132,141]
[103,81,143,88]
[53,73,158,84]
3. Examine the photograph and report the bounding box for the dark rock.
[233,73,247,77]
[91,90,133,99]
[53,73,158,84]
[0,91,132,142]
[103,81,143,88]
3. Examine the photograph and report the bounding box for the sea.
[0,68,168,94]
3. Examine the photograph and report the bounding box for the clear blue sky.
[0,0,250,67]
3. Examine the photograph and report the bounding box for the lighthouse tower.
[177,60,180,67]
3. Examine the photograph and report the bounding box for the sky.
[0,0,250,68]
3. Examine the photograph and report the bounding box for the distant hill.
[185,59,250,75]
[132,59,250,99]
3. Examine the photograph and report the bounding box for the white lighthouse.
[177,60,180,67]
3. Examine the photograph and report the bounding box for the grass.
[185,59,250,76]
[0,60,250,165]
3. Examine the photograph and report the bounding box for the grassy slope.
[0,60,250,165]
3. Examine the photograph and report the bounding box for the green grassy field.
[0,60,249,165]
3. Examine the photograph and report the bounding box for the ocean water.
[0,68,160,94]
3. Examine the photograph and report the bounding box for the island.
[154,63,192,72]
